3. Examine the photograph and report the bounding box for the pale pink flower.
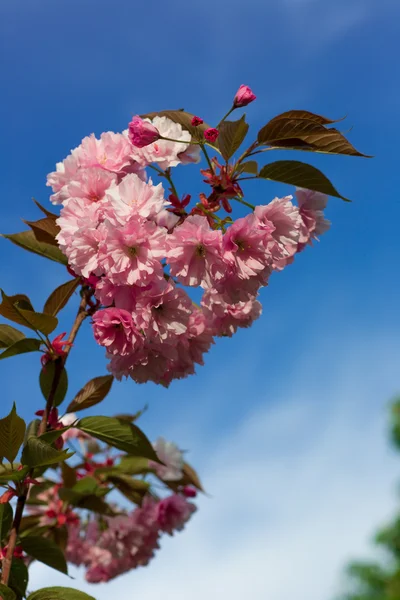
[62,221,106,279]
[56,199,100,248]
[154,208,180,231]
[128,116,192,170]
[296,188,330,249]
[92,308,144,355]
[106,173,166,222]
[135,282,192,341]
[128,116,161,148]
[233,84,256,107]
[65,167,117,203]
[202,289,262,337]
[47,153,80,204]
[99,218,165,286]
[222,213,275,279]
[150,438,184,481]
[60,412,91,441]
[254,196,302,269]
[77,132,133,173]
[166,215,225,287]
[156,494,196,535]
[177,143,201,164]
[95,280,138,312]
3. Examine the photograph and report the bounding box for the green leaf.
[58,486,115,516]
[114,404,148,423]
[0,404,26,463]
[39,362,68,407]
[107,473,149,505]
[66,375,113,413]
[25,420,40,443]
[43,279,80,316]
[20,536,68,574]
[9,558,28,599]
[27,587,95,600]
[0,503,13,543]
[0,338,41,361]
[61,462,77,488]
[141,109,219,148]
[258,160,350,202]
[257,116,370,157]
[112,456,151,476]
[21,437,73,468]
[77,416,159,460]
[0,291,58,335]
[218,116,249,161]
[1,230,67,265]
[0,465,29,485]
[39,427,70,445]
[236,160,258,175]
[0,325,25,349]
[0,583,16,600]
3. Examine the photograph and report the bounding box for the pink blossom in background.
[202,289,262,337]
[156,494,196,535]
[296,188,330,250]
[151,437,184,481]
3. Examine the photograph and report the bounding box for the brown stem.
[1,493,26,585]
[1,289,90,585]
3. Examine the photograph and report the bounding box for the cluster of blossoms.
[27,429,196,583]
[47,85,330,385]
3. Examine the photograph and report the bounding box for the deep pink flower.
[128,116,161,148]
[41,332,72,367]
[183,486,197,498]
[233,84,256,107]
[92,308,143,355]
[156,494,196,535]
[166,215,225,287]
[191,116,204,126]
[204,128,219,143]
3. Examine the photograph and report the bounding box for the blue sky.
[1,0,400,598]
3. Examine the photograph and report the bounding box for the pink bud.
[233,84,256,108]
[182,485,197,498]
[191,116,204,126]
[204,128,219,143]
[128,116,160,148]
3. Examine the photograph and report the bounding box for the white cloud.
[29,329,400,600]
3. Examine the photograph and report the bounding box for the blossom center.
[195,244,206,257]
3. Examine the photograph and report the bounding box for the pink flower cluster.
[47,114,330,385]
[66,493,196,583]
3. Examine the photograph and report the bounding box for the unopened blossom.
[166,215,225,287]
[128,116,161,148]
[129,116,199,170]
[204,128,219,143]
[92,308,143,355]
[151,437,184,481]
[191,116,204,126]
[233,84,256,107]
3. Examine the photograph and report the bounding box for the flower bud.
[204,128,219,143]
[233,85,256,108]
[182,485,197,498]
[128,116,160,148]
[191,116,204,126]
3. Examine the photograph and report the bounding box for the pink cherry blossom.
[201,289,262,337]
[92,308,144,355]
[166,215,225,287]
[296,188,330,249]
[222,213,275,279]
[98,218,165,286]
[254,196,302,269]
[106,173,166,222]
[156,494,196,535]
[47,153,80,204]
[77,131,133,173]
[65,167,117,203]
